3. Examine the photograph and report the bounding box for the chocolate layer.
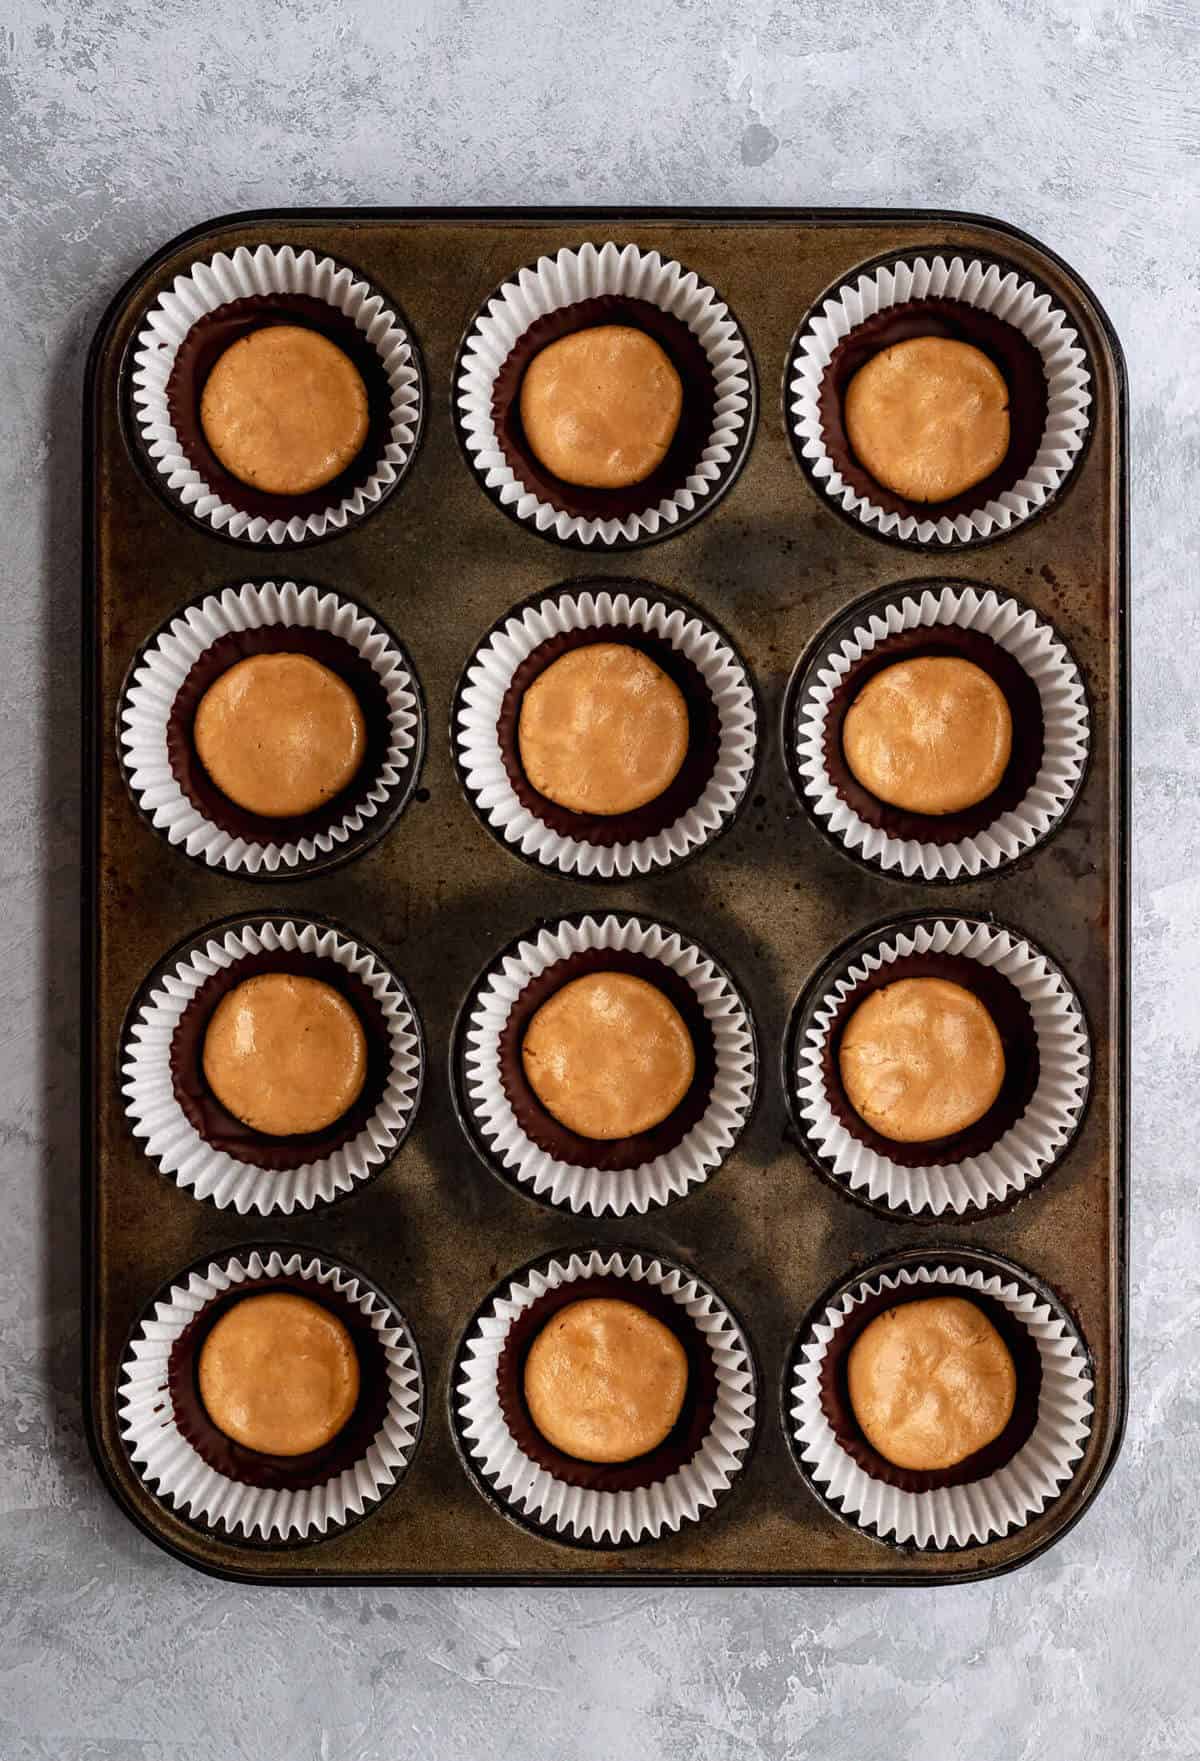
[817,296,1049,519]
[164,292,394,520]
[165,624,399,847]
[819,623,1045,843]
[496,624,721,847]
[167,1272,392,1493]
[818,950,1040,1169]
[497,947,717,1173]
[817,1279,1043,1494]
[494,1273,719,1493]
[169,947,394,1173]
[490,294,717,520]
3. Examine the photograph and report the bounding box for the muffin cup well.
[121,915,424,1216]
[453,582,758,880]
[787,252,1092,546]
[118,1246,423,1544]
[118,580,425,878]
[784,915,1091,1219]
[785,1250,1093,1550]
[453,241,756,550]
[784,581,1090,882]
[129,243,424,546]
[452,1248,757,1547]
[453,911,758,1217]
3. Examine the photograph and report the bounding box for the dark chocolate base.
[817,1279,1043,1494]
[820,622,1046,844]
[494,1273,719,1492]
[167,1272,394,1492]
[166,624,400,848]
[819,949,1040,1169]
[169,947,396,1173]
[164,292,396,522]
[490,294,717,521]
[817,295,1049,521]
[497,623,721,847]
[498,947,717,1173]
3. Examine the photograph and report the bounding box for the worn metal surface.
[85,211,1124,1585]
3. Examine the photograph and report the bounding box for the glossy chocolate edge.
[817,296,1049,521]
[166,1273,393,1492]
[490,294,717,520]
[816,949,1040,1170]
[493,1273,720,1493]
[816,1279,1043,1494]
[496,623,722,847]
[168,946,396,1173]
[164,292,395,519]
[165,623,400,847]
[496,947,718,1174]
[817,622,1046,843]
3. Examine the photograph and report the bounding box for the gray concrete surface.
[1,1,1195,1755]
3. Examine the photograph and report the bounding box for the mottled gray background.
[1,0,1195,1755]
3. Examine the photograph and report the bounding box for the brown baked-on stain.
[844,336,1010,504]
[517,642,690,817]
[846,1294,1017,1472]
[193,652,366,819]
[817,295,1048,521]
[519,324,684,490]
[521,971,696,1141]
[197,1290,361,1457]
[841,656,1013,817]
[838,976,1006,1144]
[522,1296,689,1463]
[202,972,368,1138]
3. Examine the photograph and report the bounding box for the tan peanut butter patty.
[523,1297,689,1463]
[847,1294,1018,1472]
[197,1291,361,1457]
[193,653,367,819]
[202,972,368,1137]
[521,971,695,1141]
[841,655,1013,816]
[199,324,370,496]
[838,976,1005,1144]
[517,643,689,816]
[844,336,1011,503]
[519,324,684,489]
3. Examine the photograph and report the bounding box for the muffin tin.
[83,208,1127,1585]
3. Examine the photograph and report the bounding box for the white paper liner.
[118,1248,422,1542]
[454,1249,756,1545]
[455,587,757,878]
[459,913,757,1216]
[789,254,1092,544]
[130,244,423,545]
[121,917,423,1216]
[118,580,422,876]
[788,1258,1093,1550]
[793,917,1090,1217]
[793,583,1090,881]
[455,241,754,547]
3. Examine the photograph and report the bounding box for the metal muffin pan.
[83,208,1127,1585]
